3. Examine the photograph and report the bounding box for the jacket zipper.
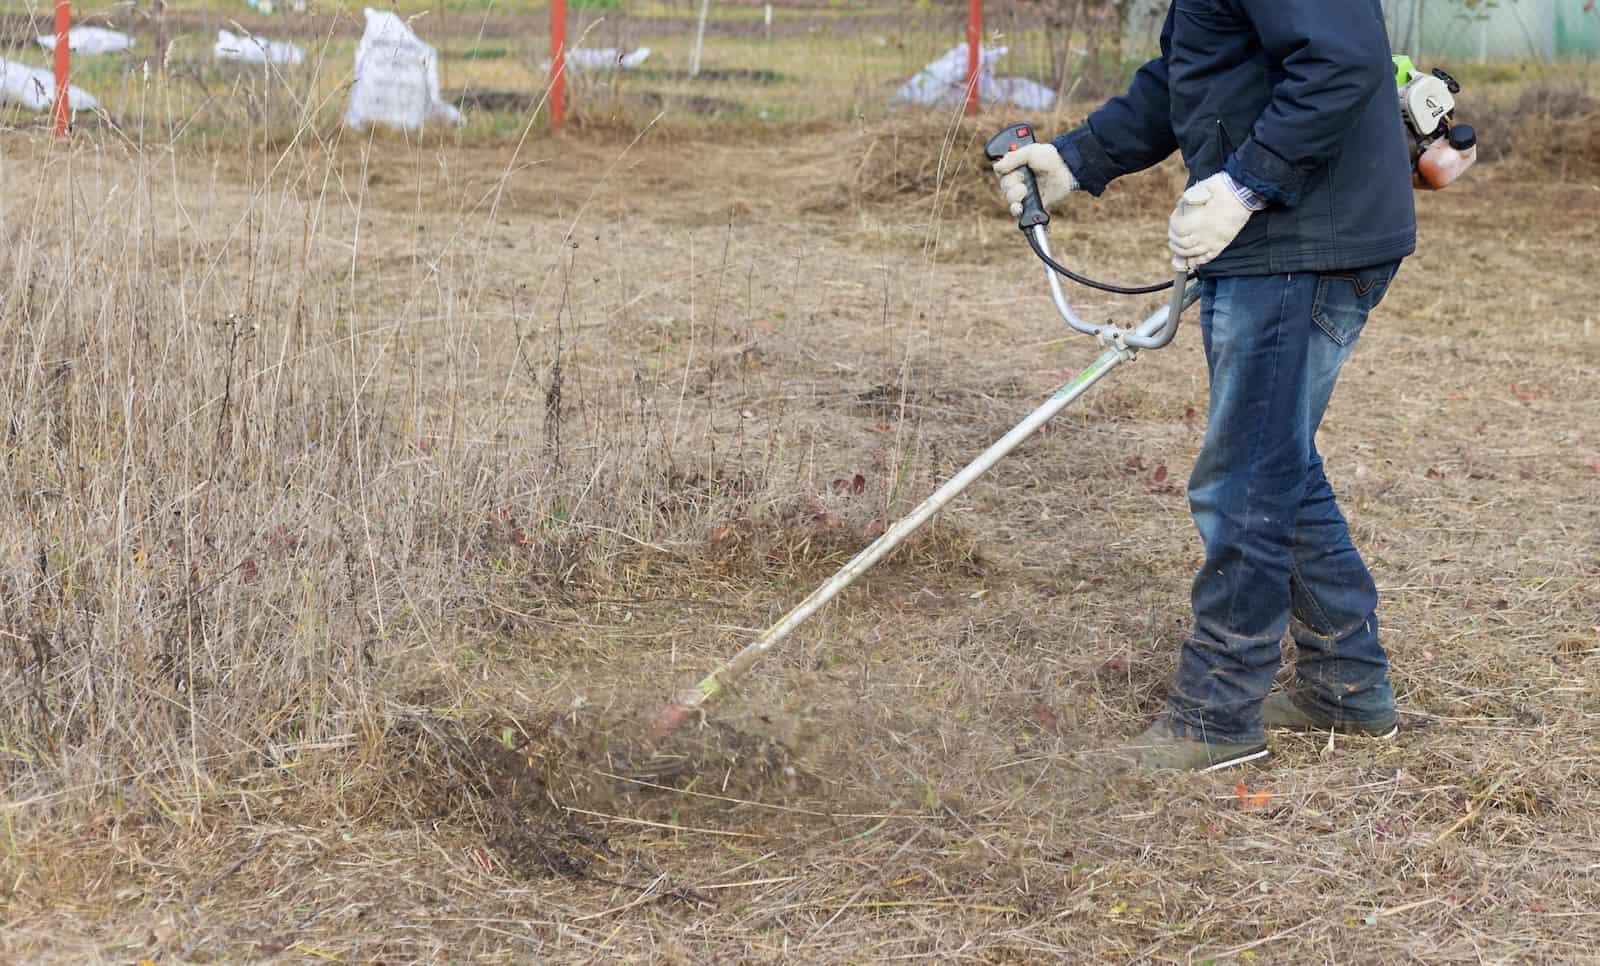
[1216,118,1235,160]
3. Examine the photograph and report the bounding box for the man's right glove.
[1167,173,1255,271]
[992,143,1078,218]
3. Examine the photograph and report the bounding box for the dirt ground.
[1,113,1598,963]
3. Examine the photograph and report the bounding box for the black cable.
[1025,230,1193,296]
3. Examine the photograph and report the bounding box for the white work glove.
[1167,172,1254,271]
[992,143,1078,217]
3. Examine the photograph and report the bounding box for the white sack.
[37,26,134,55]
[987,75,1057,113]
[894,43,1006,107]
[244,0,305,13]
[0,57,98,113]
[343,8,463,131]
[893,44,1056,112]
[214,29,305,66]
[540,46,652,72]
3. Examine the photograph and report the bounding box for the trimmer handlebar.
[1037,229,1194,350]
[988,122,1194,351]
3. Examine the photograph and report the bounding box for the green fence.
[1385,0,1599,62]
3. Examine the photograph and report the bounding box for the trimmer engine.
[1394,56,1477,190]
[1397,57,1458,143]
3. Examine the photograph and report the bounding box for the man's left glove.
[992,143,1078,217]
[1167,173,1255,271]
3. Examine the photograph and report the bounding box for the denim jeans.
[1166,263,1402,744]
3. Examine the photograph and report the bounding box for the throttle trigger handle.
[984,123,1050,230]
[982,122,1038,161]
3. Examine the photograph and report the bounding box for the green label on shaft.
[1052,354,1116,400]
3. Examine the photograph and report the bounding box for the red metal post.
[965,0,981,116]
[52,0,71,138]
[550,0,566,130]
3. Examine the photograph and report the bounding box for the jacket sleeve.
[1051,6,1177,197]
[1224,0,1394,207]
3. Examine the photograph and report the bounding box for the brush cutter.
[648,123,1202,740]
[1393,56,1476,190]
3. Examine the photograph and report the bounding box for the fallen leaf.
[1234,781,1274,810]
[1032,702,1060,733]
[1142,464,1178,493]
[852,473,866,494]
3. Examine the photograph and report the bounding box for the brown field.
[2,95,1599,963]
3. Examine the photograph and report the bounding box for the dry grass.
[2,78,1599,966]
[1475,81,1600,180]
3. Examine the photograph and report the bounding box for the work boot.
[1261,690,1398,739]
[1130,717,1268,773]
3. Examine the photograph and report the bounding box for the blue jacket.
[1056,0,1416,276]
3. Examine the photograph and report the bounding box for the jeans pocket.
[1311,262,1399,347]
